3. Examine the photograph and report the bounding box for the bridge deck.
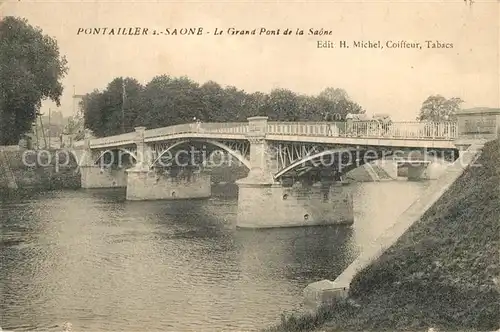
[76,121,458,150]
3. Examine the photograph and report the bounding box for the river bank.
[267,138,499,332]
[0,149,80,190]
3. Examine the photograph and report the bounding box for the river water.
[0,180,429,332]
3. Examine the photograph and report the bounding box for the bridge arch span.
[151,139,251,170]
[93,148,138,165]
[273,147,394,180]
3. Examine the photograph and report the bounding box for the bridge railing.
[376,121,458,139]
[145,122,248,139]
[268,122,334,136]
[80,120,457,148]
[200,122,248,134]
[267,121,458,139]
[89,132,138,147]
[145,124,195,139]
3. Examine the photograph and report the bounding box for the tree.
[81,90,107,137]
[318,87,350,103]
[81,77,143,136]
[199,80,224,121]
[81,74,368,137]
[138,75,204,128]
[100,77,141,135]
[137,75,173,129]
[64,113,84,138]
[317,87,365,121]
[417,95,464,122]
[265,88,300,121]
[0,16,68,145]
[122,78,144,131]
[220,86,248,121]
[330,98,364,119]
[163,76,204,124]
[245,91,268,118]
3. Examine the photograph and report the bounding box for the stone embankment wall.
[346,161,397,181]
[305,141,485,306]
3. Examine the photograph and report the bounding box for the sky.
[1,0,499,121]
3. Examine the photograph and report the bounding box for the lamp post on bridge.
[121,79,126,134]
[72,87,85,137]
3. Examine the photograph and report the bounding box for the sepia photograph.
[0,1,499,331]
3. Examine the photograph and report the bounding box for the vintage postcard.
[0,1,498,331]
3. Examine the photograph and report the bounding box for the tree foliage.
[63,111,84,140]
[417,95,464,122]
[318,87,349,102]
[0,16,68,145]
[81,75,366,137]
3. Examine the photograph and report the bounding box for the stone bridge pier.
[236,117,354,228]
[125,127,211,200]
[77,130,128,189]
[404,161,440,181]
[126,167,212,200]
[81,166,128,189]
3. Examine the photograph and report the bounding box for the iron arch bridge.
[69,114,495,228]
[90,138,459,182]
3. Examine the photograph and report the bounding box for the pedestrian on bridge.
[191,117,197,132]
[323,112,336,136]
[192,117,202,132]
[345,112,354,136]
[196,118,202,132]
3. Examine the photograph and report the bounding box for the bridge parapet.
[144,122,248,140]
[89,131,137,148]
[354,121,457,139]
[198,122,248,134]
[267,121,458,140]
[145,123,194,139]
[268,122,332,136]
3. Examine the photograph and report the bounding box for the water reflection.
[1,180,427,331]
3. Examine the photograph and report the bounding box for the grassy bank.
[268,139,499,332]
[0,149,80,189]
